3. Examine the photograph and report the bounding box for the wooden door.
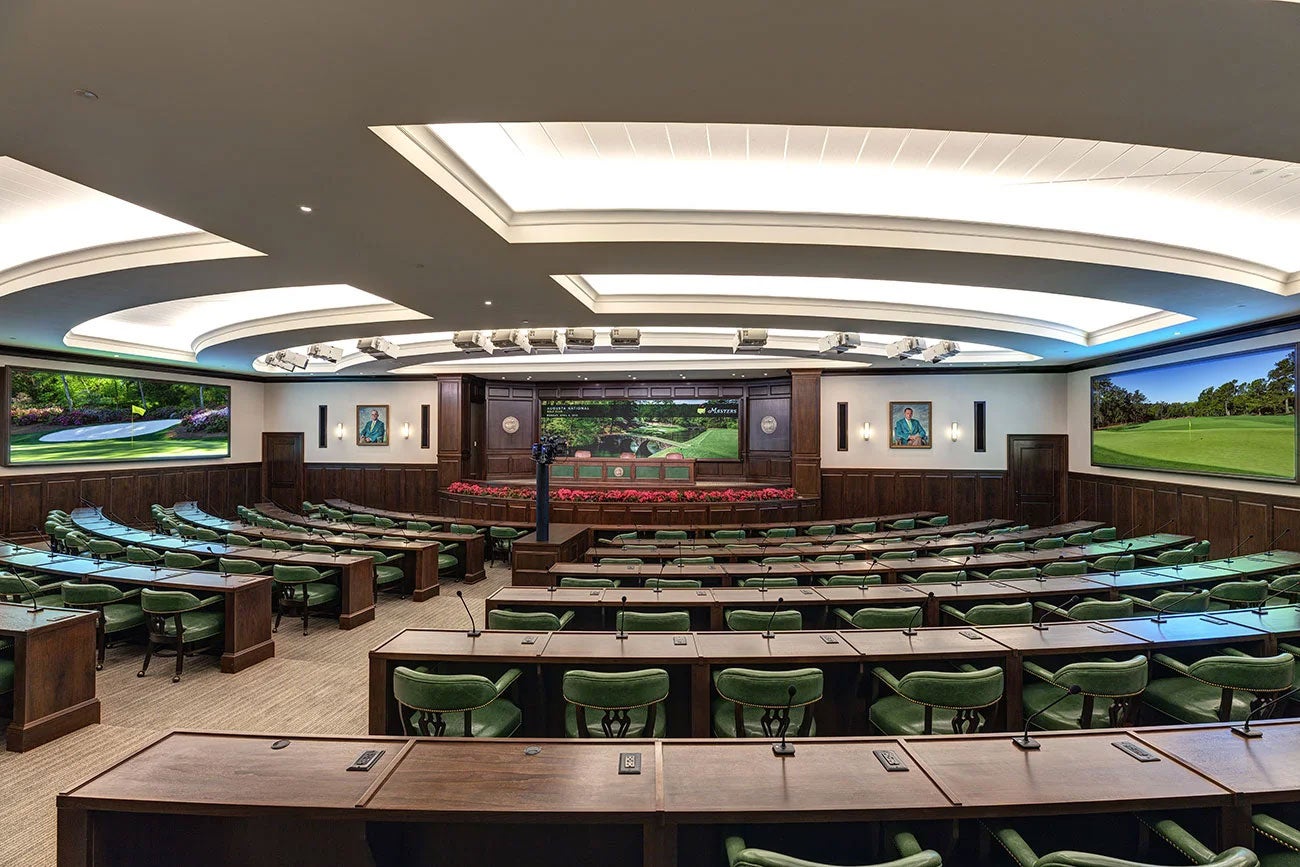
[1007,435,1067,526]
[262,432,304,509]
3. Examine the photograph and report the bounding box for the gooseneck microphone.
[1012,684,1082,750]
[1232,684,1300,738]
[1111,542,1134,577]
[1252,583,1299,615]
[771,685,798,757]
[1224,534,1255,565]
[758,563,774,593]
[1262,528,1291,556]
[860,555,880,591]
[1148,517,1177,539]
[761,597,785,640]
[1150,589,1200,624]
[615,595,629,640]
[456,590,481,637]
[902,593,932,636]
[1033,595,1078,632]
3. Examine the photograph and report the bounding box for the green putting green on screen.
[650,428,739,459]
[1092,415,1295,478]
[7,428,229,464]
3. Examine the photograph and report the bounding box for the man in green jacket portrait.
[360,408,387,444]
[893,406,928,447]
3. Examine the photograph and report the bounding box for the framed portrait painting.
[356,404,389,446]
[888,401,932,449]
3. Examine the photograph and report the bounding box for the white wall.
[262,380,437,463]
[821,372,1068,469]
[0,355,262,475]
[1068,327,1300,495]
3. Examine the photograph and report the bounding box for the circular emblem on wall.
[760,415,778,435]
[612,466,625,477]
[501,415,520,434]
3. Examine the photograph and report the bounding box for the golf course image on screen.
[6,367,231,466]
[1091,345,1296,480]
[540,398,739,459]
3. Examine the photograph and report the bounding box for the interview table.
[57,721,1300,867]
[0,601,100,751]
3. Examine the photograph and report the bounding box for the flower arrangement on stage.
[447,481,800,503]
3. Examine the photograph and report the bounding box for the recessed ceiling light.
[74,89,98,100]
[484,300,493,306]
[299,205,313,213]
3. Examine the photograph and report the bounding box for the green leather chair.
[299,543,334,555]
[350,514,377,525]
[218,558,267,575]
[609,532,639,544]
[1091,554,1136,573]
[1065,532,1094,545]
[833,605,923,630]
[563,668,669,738]
[970,567,1037,582]
[1139,549,1196,567]
[848,522,877,533]
[1141,816,1270,867]
[138,589,224,683]
[643,577,702,589]
[63,530,91,555]
[265,519,292,532]
[654,529,688,540]
[869,666,1004,735]
[450,523,480,537]
[914,534,941,542]
[817,574,883,587]
[405,521,436,532]
[763,527,797,538]
[225,533,254,547]
[487,609,574,631]
[60,581,145,669]
[616,611,691,632]
[985,821,1256,867]
[888,519,917,531]
[941,601,1033,626]
[0,572,62,608]
[163,551,212,570]
[990,541,1027,553]
[806,524,836,537]
[1269,574,1300,602]
[1021,655,1148,729]
[1039,560,1088,577]
[177,524,203,539]
[393,665,522,737]
[1092,527,1118,541]
[488,526,526,564]
[670,556,715,566]
[1032,598,1134,622]
[778,542,813,549]
[271,564,339,635]
[622,544,658,552]
[724,832,942,867]
[725,609,802,631]
[85,538,127,562]
[1122,588,1211,614]
[259,538,294,552]
[124,546,164,566]
[373,517,396,530]
[302,501,324,517]
[711,529,746,541]
[712,667,822,738]
[45,519,72,552]
[902,570,966,584]
[559,577,619,588]
[435,541,460,578]
[599,557,643,566]
[739,576,800,589]
[350,548,406,594]
[879,550,917,560]
[919,515,950,528]
[1185,539,1212,561]
[812,553,858,563]
[758,555,803,566]
[1033,537,1066,550]
[1144,652,1295,723]
[1208,579,1269,610]
[191,528,222,543]
[937,545,975,557]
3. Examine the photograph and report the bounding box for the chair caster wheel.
[137,671,146,678]
[171,676,181,683]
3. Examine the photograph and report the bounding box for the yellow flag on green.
[131,405,145,417]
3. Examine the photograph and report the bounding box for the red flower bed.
[447,481,799,503]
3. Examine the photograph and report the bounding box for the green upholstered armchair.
[1139,549,1196,567]
[989,541,1027,553]
[218,558,267,575]
[941,601,1032,626]
[655,529,689,540]
[879,550,917,561]
[1208,579,1269,610]
[919,515,950,528]
[1144,652,1295,723]
[373,517,395,529]
[1065,532,1094,545]
[812,553,859,563]
[266,519,292,532]
[763,527,797,538]
[176,524,203,539]
[0,572,63,608]
[914,534,941,542]
[259,538,294,552]
[902,570,966,584]
[1039,560,1088,577]
[85,538,127,562]
[62,530,91,555]
[560,577,620,588]
[848,522,877,533]
[1269,574,1300,604]
[833,605,923,630]
[986,821,1257,867]
[393,666,522,737]
[323,508,348,522]
[1185,539,1212,561]
[350,548,406,595]
[191,528,222,543]
[608,532,639,543]
[486,609,574,631]
[1138,815,1272,867]
[712,667,822,738]
[271,564,339,636]
[869,665,1004,735]
[1122,589,1210,614]
[0,655,14,705]
[1090,554,1136,573]
[622,544,658,551]
[405,521,437,532]
[1033,537,1066,550]
[449,523,480,537]
[1021,655,1148,729]
[301,501,324,517]
[643,577,702,589]
[888,519,917,531]
[739,576,800,589]
[617,611,691,632]
[488,526,526,564]
[434,541,460,578]
[725,608,802,631]
[123,546,164,566]
[670,556,715,566]
[817,574,883,587]
[970,567,1038,582]
[224,533,254,547]
[138,588,224,683]
[299,543,334,555]
[757,555,803,566]
[563,668,669,738]
[806,524,837,537]
[711,529,747,541]
[45,519,72,553]
[60,581,145,670]
[1092,527,1118,541]
[349,513,376,525]
[1031,598,1134,622]
[937,545,975,557]
[725,832,942,867]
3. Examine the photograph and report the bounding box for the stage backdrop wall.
[263,380,437,464]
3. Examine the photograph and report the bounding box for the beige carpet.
[0,561,511,867]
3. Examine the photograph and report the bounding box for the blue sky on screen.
[1103,347,1293,403]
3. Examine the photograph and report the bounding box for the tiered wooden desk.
[0,601,99,750]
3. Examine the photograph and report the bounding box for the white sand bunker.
[39,419,182,443]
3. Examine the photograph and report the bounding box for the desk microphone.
[771,685,798,757]
[1231,685,1300,738]
[761,597,785,640]
[677,535,685,569]
[456,591,481,637]
[860,555,880,591]
[1033,595,1078,632]
[615,596,628,640]
[1224,534,1255,565]
[1251,584,1299,614]
[758,563,773,593]
[1262,528,1291,556]
[902,593,933,636]
[1111,542,1134,577]
[1148,517,1177,539]
[1012,684,1082,750]
[17,573,45,614]
[1150,589,1201,624]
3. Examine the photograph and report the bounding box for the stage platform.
[490,477,777,489]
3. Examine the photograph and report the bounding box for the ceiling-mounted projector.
[490,329,532,354]
[264,350,307,372]
[263,354,293,372]
[357,337,397,359]
[885,337,925,360]
[920,340,960,364]
[306,344,344,364]
[733,328,768,352]
[564,328,596,350]
[452,331,493,354]
[528,329,565,353]
[818,332,861,354]
[609,327,641,349]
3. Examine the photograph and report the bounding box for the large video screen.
[5,367,231,466]
[540,398,740,459]
[1091,345,1297,481]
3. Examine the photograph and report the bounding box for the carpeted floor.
[0,560,511,867]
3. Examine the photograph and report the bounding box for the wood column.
[789,369,822,499]
[436,375,472,488]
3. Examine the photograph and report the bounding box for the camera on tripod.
[531,435,570,465]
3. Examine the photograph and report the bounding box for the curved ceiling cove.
[375,122,1300,292]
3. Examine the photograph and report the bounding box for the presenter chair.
[563,668,669,738]
[393,666,522,737]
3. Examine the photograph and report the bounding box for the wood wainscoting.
[0,462,261,540]
[1068,471,1300,557]
[303,463,440,513]
[819,468,1010,523]
[439,490,820,527]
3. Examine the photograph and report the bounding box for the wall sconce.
[335,423,345,440]
[401,422,411,440]
[949,422,960,442]
[861,422,872,442]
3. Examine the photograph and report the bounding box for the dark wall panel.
[303,463,440,513]
[819,468,1009,523]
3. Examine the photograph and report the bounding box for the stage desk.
[549,456,696,485]
[57,722,1300,867]
[1,601,100,751]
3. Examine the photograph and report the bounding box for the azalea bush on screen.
[447,481,799,503]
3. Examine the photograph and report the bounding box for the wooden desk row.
[58,719,1300,867]
[252,502,487,584]
[0,601,99,751]
[368,604,1300,739]
[71,508,377,629]
[172,503,441,600]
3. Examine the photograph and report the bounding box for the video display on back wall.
[540,399,740,459]
[1090,345,1296,481]
[4,366,231,466]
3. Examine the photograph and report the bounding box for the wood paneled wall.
[0,462,261,540]
[1068,471,1300,557]
[820,468,1010,523]
[303,463,439,513]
